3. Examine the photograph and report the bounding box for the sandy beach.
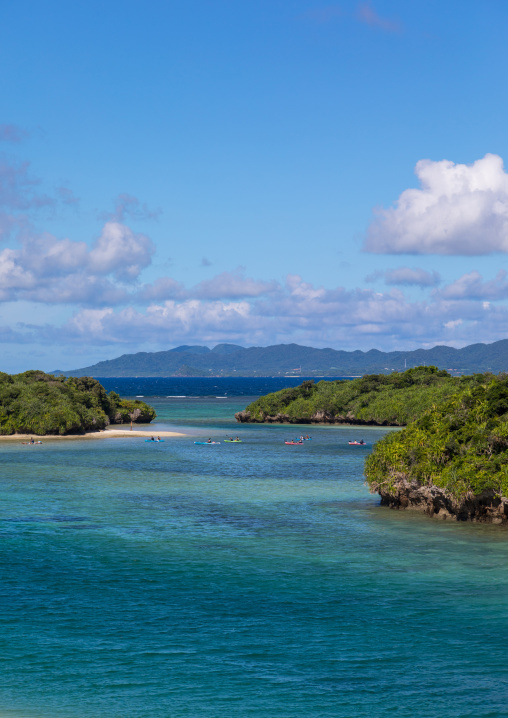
[0,427,186,441]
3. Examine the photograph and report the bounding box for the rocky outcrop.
[370,476,508,524]
[234,409,403,425]
[112,406,155,424]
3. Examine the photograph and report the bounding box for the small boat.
[145,439,165,442]
[348,441,366,446]
[224,439,242,443]
[194,441,220,445]
[285,441,303,445]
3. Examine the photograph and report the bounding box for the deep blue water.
[97,376,351,398]
[1,381,508,717]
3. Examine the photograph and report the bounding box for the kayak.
[145,439,165,442]
[348,441,366,446]
[194,441,220,445]
[285,441,303,445]
[224,440,242,443]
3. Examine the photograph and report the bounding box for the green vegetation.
[365,372,508,500]
[236,367,461,425]
[0,370,156,435]
[59,338,508,377]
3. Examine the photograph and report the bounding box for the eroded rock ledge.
[370,477,508,524]
[234,410,402,426]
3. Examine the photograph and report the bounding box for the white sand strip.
[0,428,186,441]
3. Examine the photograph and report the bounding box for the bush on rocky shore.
[0,371,156,435]
[236,367,467,426]
[365,372,508,520]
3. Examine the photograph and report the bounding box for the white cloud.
[0,221,154,304]
[444,319,463,330]
[89,222,154,280]
[136,277,186,302]
[437,270,508,300]
[365,154,508,255]
[366,267,441,287]
[38,275,505,352]
[192,269,279,299]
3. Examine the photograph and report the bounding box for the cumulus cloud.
[61,300,253,346]
[88,222,154,280]
[0,221,154,304]
[365,154,508,255]
[192,269,279,299]
[366,267,441,287]
[136,269,279,302]
[42,274,505,352]
[136,277,186,302]
[22,277,128,306]
[438,270,508,301]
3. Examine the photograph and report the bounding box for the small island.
[236,367,508,524]
[365,372,508,524]
[235,367,462,426]
[0,370,156,436]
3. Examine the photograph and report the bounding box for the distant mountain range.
[53,339,508,377]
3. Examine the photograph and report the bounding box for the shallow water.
[1,393,508,717]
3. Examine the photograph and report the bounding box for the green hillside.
[365,372,508,503]
[0,371,156,435]
[57,339,508,377]
[235,366,462,425]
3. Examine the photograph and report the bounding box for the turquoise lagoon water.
[1,393,508,717]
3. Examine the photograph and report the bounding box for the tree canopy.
[365,372,508,500]
[237,367,465,425]
[0,371,156,435]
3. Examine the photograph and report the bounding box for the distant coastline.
[53,338,508,378]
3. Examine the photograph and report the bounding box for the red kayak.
[285,441,303,445]
[348,441,366,446]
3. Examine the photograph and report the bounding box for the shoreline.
[0,428,186,442]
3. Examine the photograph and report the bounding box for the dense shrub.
[365,375,508,499]
[0,371,156,435]
[240,366,460,425]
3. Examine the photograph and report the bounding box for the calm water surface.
[1,383,508,717]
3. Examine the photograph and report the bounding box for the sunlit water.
[1,385,508,717]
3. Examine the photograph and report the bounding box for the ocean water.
[1,381,508,717]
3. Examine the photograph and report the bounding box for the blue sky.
[2,0,508,371]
